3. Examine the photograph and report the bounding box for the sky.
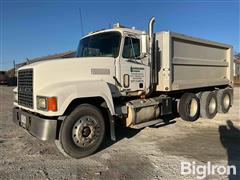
[0,0,239,70]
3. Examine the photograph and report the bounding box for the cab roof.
[81,27,146,39]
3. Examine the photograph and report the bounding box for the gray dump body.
[155,31,233,92]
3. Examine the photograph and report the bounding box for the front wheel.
[55,104,105,158]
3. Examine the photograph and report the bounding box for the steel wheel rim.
[209,97,217,114]
[223,94,230,109]
[72,116,100,148]
[189,98,198,117]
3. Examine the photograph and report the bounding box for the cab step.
[131,119,164,129]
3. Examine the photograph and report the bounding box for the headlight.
[37,96,47,110]
[37,96,57,111]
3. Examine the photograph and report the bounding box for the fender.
[36,80,115,117]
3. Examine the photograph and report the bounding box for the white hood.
[19,57,116,91]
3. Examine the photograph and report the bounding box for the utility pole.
[13,60,16,76]
[78,8,84,36]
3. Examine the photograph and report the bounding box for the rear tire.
[179,93,200,121]
[217,88,232,113]
[200,91,218,119]
[55,104,105,159]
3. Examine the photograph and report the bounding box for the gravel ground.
[0,86,239,180]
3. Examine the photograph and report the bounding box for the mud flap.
[108,111,116,141]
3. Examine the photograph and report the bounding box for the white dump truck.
[13,17,233,158]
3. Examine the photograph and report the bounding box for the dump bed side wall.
[156,32,233,92]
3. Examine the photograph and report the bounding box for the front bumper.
[13,107,57,141]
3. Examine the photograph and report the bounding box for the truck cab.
[76,26,151,97]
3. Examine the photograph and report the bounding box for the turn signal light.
[47,97,57,111]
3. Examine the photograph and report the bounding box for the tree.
[234,52,240,61]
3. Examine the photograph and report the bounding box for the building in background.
[233,55,240,86]
[234,58,240,78]
[0,71,8,85]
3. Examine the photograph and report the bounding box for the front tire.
[56,104,105,158]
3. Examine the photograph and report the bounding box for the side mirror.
[139,53,147,59]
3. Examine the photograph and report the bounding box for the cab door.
[118,35,150,95]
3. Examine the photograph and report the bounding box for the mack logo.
[19,87,32,93]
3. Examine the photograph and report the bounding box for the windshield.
[76,32,121,58]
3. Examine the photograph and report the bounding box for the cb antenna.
[78,8,84,36]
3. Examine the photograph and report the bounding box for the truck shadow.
[99,125,141,152]
[219,120,240,180]
[99,114,177,152]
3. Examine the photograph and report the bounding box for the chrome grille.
[18,69,33,108]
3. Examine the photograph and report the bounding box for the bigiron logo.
[181,161,237,179]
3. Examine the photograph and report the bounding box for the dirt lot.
[0,86,239,180]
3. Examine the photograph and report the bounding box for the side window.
[122,37,140,59]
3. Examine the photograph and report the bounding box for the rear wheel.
[217,88,232,113]
[200,91,218,119]
[179,93,200,121]
[55,104,105,158]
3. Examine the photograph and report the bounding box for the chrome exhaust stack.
[148,17,155,94]
[148,17,155,42]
